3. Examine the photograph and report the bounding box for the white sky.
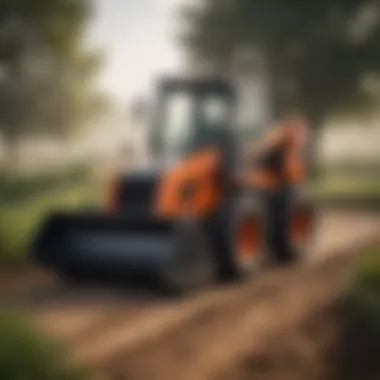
[86,0,188,102]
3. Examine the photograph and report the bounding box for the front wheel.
[230,215,263,278]
[213,201,264,281]
[271,203,314,265]
[161,218,217,295]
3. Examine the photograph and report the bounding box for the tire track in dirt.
[33,303,157,344]
[99,270,289,379]
[69,283,250,368]
[208,246,366,380]
[182,253,361,380]
[100,243,370,380]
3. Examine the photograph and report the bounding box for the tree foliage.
[180,0,380,121]
[0,0,108,147]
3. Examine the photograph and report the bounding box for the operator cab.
[150,75,273,169]
[151,77,236,165]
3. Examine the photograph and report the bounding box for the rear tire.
[213,199,264,282]
[271,201,314,265]
[161,218,217,295]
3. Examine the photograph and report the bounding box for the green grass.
[311,176,380,200]
[0,312,89,380]
[333,246,380,379]
[0,180,102,265]
[319,161,380,177]
[314,160,380,200]
[345,248,380,330]
[0,165,93,207]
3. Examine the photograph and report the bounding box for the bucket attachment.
[31,212,177,276]
[30,212,216,292]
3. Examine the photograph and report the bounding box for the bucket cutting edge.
[30,212,178,275]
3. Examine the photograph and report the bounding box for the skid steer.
[30,75,314,293]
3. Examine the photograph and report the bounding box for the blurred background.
[0,2,380,380]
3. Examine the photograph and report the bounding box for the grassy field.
[347,246,380,317]
[312,176,380,199]
[0,311,89,380]
[315,160,380,200]
[339,245,380,378]
[0,165,93,207]
[0,179,102,265]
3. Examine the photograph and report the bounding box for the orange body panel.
[103,172,122,212]
[154,148,222,218]
[236,217,261,261]
[291,207,312,245]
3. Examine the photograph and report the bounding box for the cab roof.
[157,75,236,97]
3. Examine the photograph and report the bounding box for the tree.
[0,0,109,162]
[180,0,380,124]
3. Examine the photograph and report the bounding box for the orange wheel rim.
[236,218,260,263]
[291,209,312,245]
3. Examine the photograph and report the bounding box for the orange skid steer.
[30,76,314,293]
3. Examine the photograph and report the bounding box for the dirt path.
[106,256,345,380]
[1,209,379,380]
